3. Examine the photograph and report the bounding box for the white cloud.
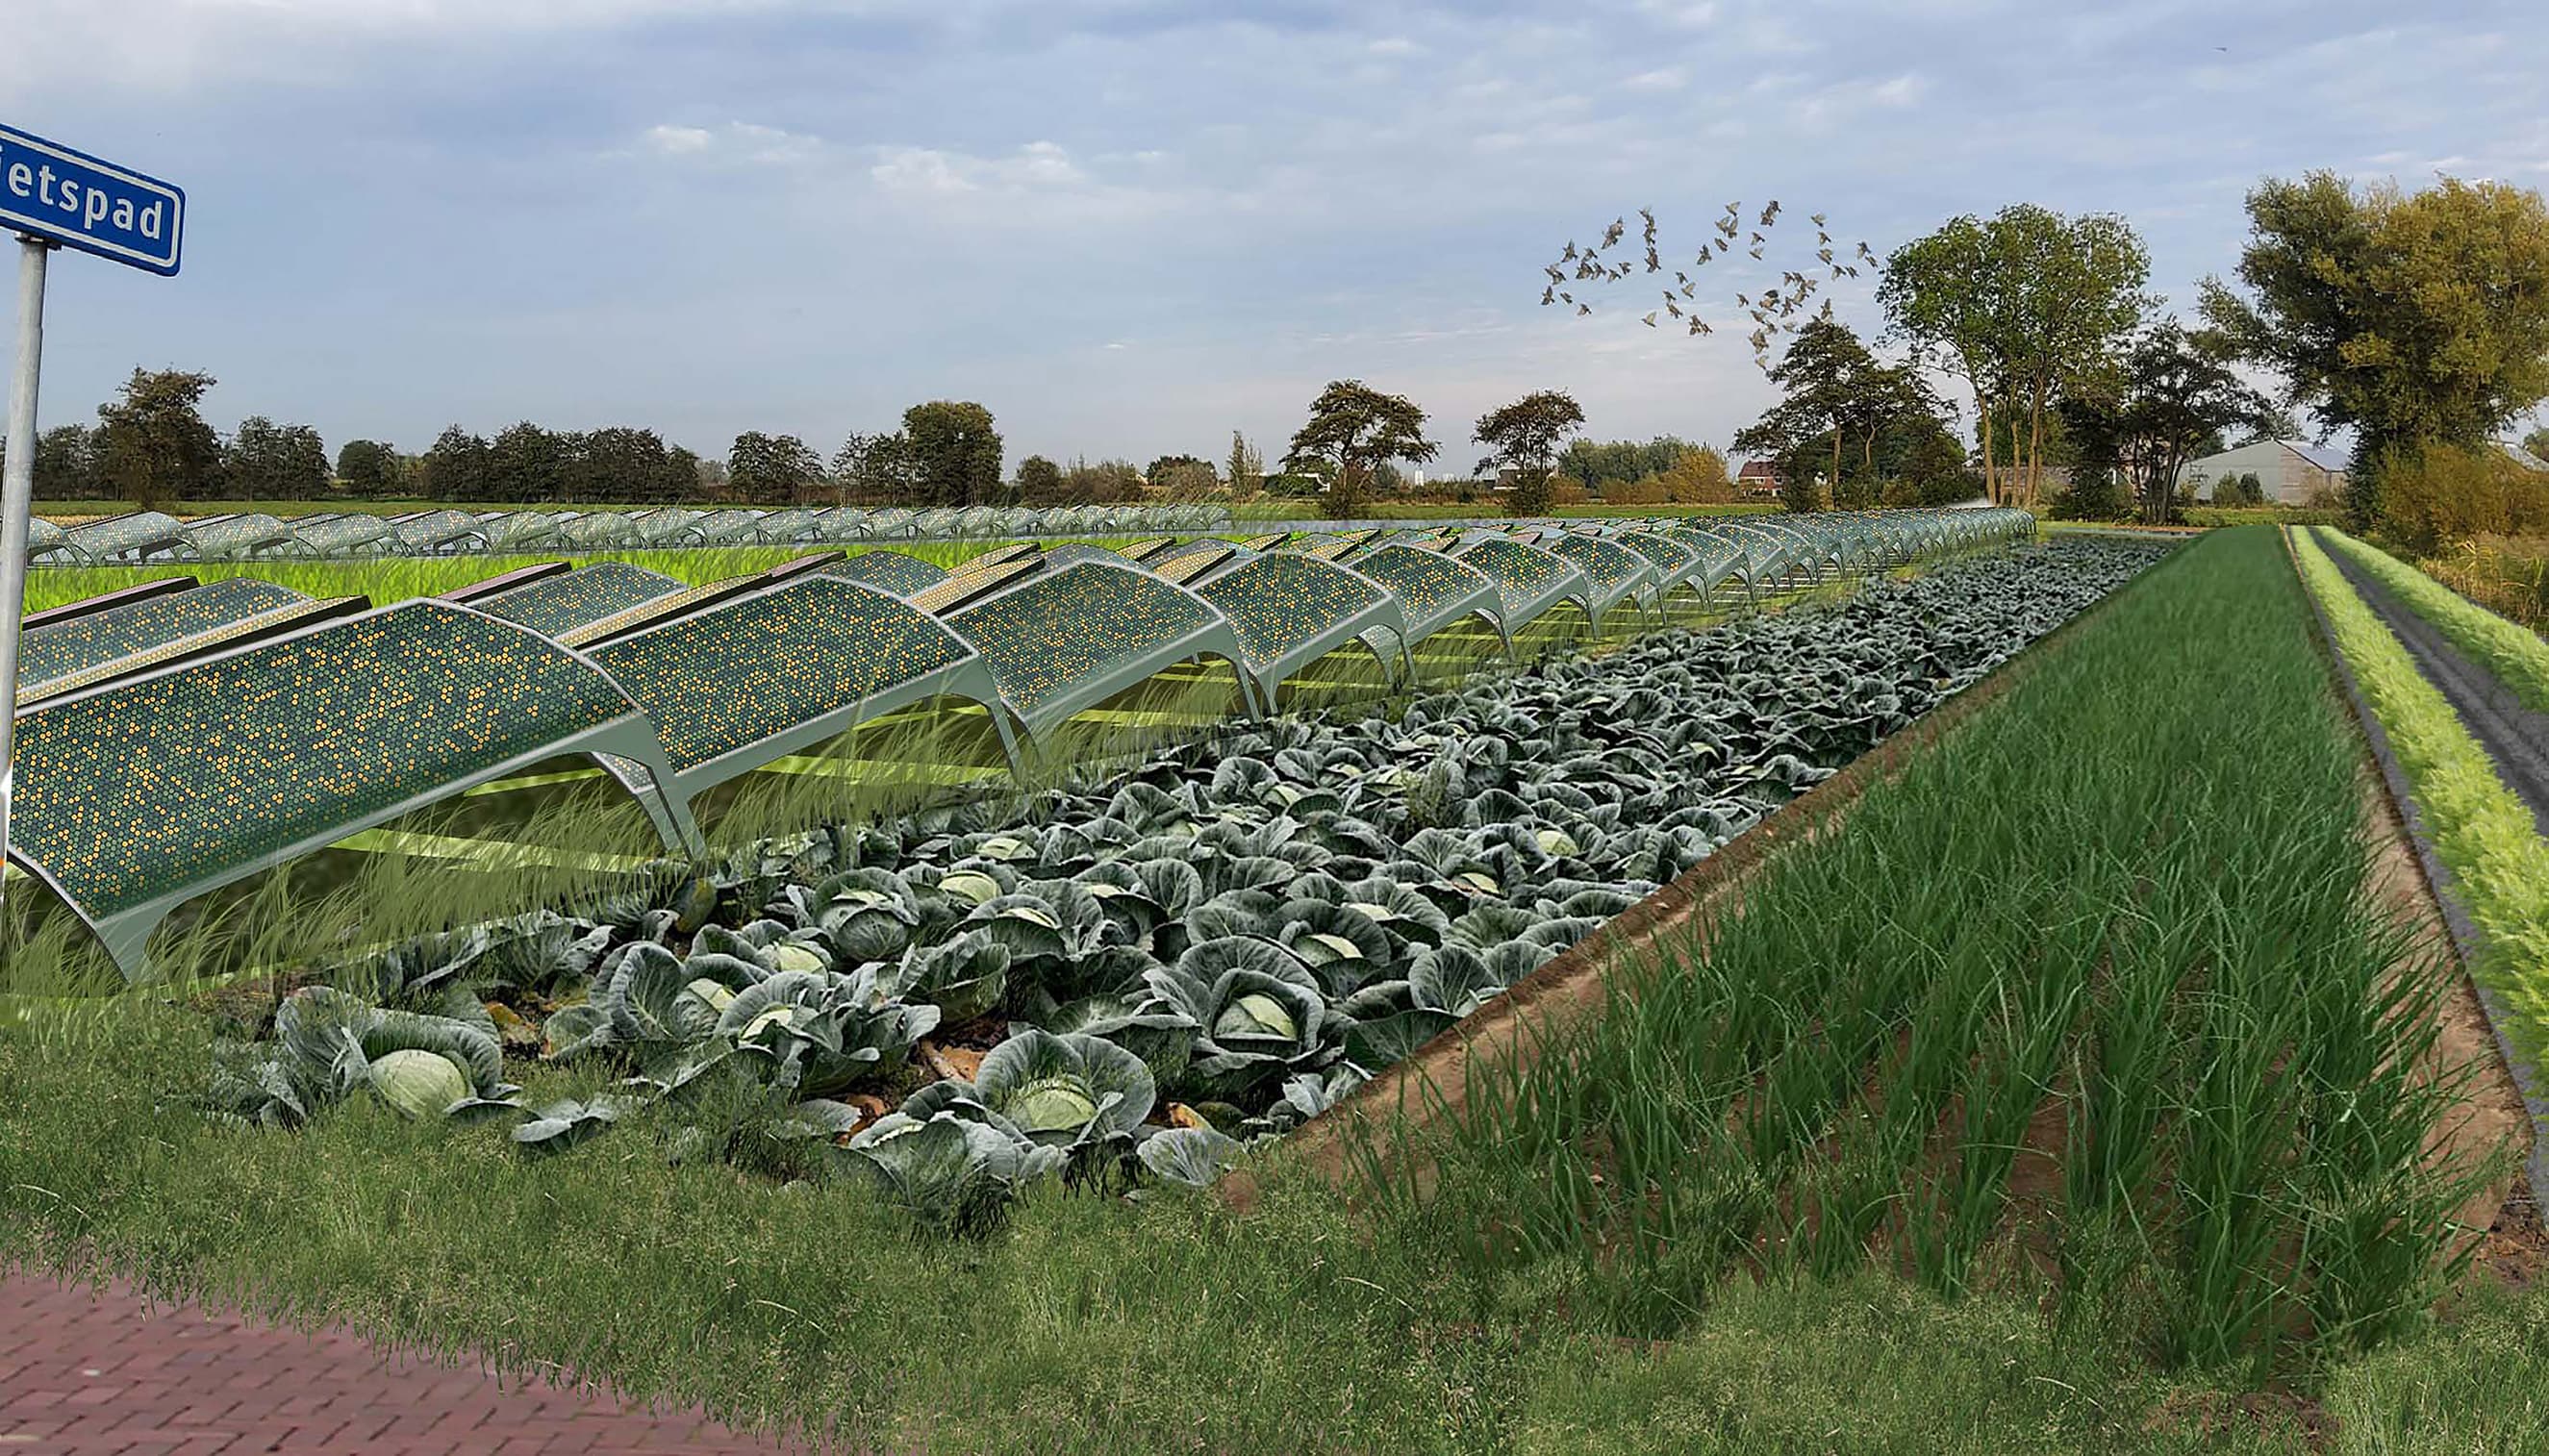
[638,120,820,163]
[1367,37,1421,56]
[871,140,1089,195]
[1624,67,1686,91]
[644,124,714,155]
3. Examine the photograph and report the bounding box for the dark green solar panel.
[13,603,640,920]
[474,562,687,639]
[1350,544,1496,629]
[589,578,980,775]
[1199,554,1388,665]
[948,564,1220,725]
[823,551,951,598]
[19,577,310,698]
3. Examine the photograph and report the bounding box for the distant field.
[1229,499,1782,520]
[36,499,600,522]
[19,540,1094,615]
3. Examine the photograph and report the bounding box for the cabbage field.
[196,536,2170,1223]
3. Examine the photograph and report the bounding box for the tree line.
[1720,176,2549,529]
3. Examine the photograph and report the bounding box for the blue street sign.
[0,123,184,276]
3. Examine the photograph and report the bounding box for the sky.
[1,0,2541,471]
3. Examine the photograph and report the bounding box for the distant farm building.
[2176,440,2348,505]
[1736,459,1784,497]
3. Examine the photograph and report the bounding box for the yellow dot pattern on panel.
[21,577,311,695]
[949,565,1217,719]
[12,604,634,918]
[910,558,1038,615]
[1546,536,1649,595]
[1153,545,1235,585]
[1198,555,1386,665]
[67,512,187,557]
[1455,539,1572,616]
[1350,545,1487,626]
[476,562,687,639]
[556,576,758,649]
[823,552,950,598]
[1616,531,1699,574]
[589,578,975,773]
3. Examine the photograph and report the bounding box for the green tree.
[420,427,492,504]
[2523,425,2549,464]
[1014,454,1065,505]
[570,426,685,505]
[1732,317,1884,512]
[1880,206,2151,508]
[93,367,222,507]
[2201,171,2549,529]
[1145,454,1210,487]
[2060,321,2270,525]
[1474,389,1586,518]
[34,424,96,499]
[336,439,401,498]
[482,422,568,504]
[1225,432,1264,496]
[1286,379,1437,520]
[729,431,825,506]
[902,401,1002,507]
[221,415,330,499]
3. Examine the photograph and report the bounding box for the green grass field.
[6,528,2541,1452]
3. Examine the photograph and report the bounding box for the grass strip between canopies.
[2292,526,2549,1050]
[2317,526,2549,715]
[0,525,2538,1454]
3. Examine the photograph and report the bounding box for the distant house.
[2177,440,2348,505]
[1735,459,1784,497]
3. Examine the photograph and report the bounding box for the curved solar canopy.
[11,600,700,978]
[588,575,1017,792]
[16,576,368,707]
[179,514,301,559]
[471,561,688,640]
[393,510,491,555]
[1542,535,1660,629]
[822,550,949,598]
[1345,543,1510,659]
[1196,552,1410,705]
[67,512,188,563]
[1451,538,1595,634]
[946,562,1262,739]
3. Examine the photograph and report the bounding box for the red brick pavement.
[0,1271,797,1454]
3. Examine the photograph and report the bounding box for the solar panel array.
[7,507,2033,977]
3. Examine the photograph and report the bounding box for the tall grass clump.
[1361,527,2494,1372]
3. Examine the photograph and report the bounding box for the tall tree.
[1225,431,1264,496]
[729,431,824,506]
[1474,389,1587,518]
[222,415,329,499]
[902,401,1003,507]
[572,426,682,505]
[1732,317,1881,512]
[2060,321,2271,525]
[2524,425,2549,464]
[1880,206,2151,508]
[2201,171,2549,529]
[34,424,97,499]
[420,426,492,503]
[485,422,569,504]
[336,439,401,498]
[93,367,222,507]
[1014,454,1065,505]
[1285,379,1437,520]
[834,430,919,506]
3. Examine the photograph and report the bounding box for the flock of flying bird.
[1540,202,1881,370]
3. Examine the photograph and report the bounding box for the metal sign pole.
[0,234,52,892]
